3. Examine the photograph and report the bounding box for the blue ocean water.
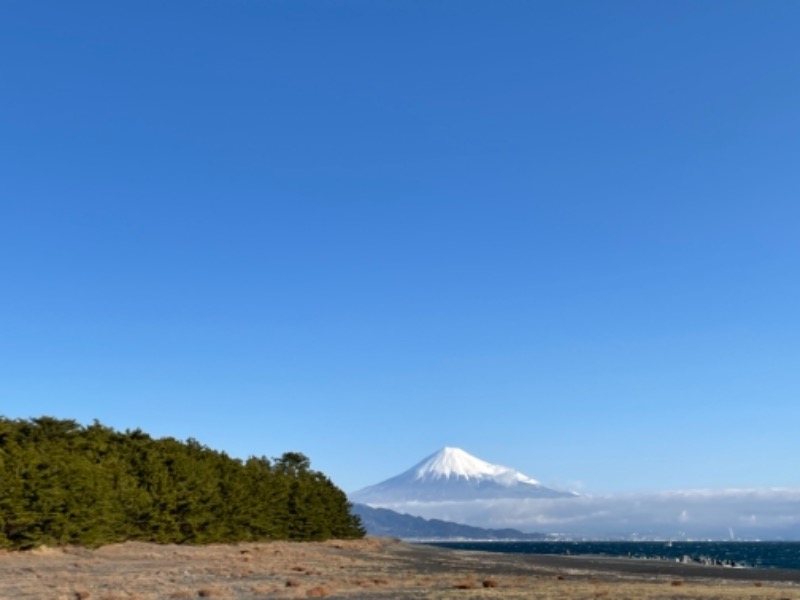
[428,541,800,571]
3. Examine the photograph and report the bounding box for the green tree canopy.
[0,416,364,549]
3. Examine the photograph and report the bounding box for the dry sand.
[2,537,799,599]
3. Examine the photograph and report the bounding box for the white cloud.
[375,489,800,539]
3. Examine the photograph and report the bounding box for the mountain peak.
[350,447,576,504]
[413,447,540,484]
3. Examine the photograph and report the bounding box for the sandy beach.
[2,537,800,599]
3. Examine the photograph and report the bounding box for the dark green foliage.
[0,417,364,549]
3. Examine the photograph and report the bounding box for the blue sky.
[2,1,798,495]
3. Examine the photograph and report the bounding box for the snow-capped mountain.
[350,447,577,504]
[349,448,800,540]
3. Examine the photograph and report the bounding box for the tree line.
[0,416,364,549]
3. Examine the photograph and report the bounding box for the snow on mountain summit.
[350,447,576,505]
[413,447,540,485]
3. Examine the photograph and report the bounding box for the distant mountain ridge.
[350,447,577,504]
[352,503,548,540]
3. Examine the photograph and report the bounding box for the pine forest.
[0,417,365,549]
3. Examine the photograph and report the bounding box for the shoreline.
[2,537,799,599]
[420,545,800,579]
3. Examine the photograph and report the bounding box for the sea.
[427,541,800,571]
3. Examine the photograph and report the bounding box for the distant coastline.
[428,540,800,572]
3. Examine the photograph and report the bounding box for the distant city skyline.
[2,1,798,496]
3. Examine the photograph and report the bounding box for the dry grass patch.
[291,565,313,574]
[4,539,800,600]
[305,585,330,597]
[454,574,478,589]
[322,537,391,552]
[249,584,279,595]
[353,577,390,588]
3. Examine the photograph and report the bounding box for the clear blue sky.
[2,1,798,495]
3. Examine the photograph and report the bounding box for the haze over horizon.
[2,2,799,497]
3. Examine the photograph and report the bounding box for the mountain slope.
[352,503,548,540]
[351,447,576,504]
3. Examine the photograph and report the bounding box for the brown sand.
[1,537,799,599]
